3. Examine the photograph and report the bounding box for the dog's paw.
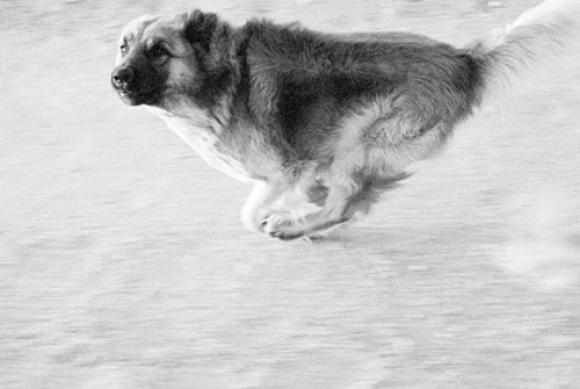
[262,212,307,240]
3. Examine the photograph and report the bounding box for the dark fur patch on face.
[112,17,171,107]
[112,54,167,106]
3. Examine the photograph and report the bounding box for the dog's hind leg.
[262,173,409,240]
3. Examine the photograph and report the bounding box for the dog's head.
[111,10,229,107]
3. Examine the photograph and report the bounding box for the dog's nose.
[111,66,134,89]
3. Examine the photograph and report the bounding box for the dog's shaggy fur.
[111,0,579,239]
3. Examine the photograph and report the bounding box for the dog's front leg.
[263,183,358,240]
[240,180,291,233]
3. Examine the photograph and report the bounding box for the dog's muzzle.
[111,64,152,106]
[111,62,164,106]
[111,65,136,93]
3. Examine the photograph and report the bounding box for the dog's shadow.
[307,223,423,254]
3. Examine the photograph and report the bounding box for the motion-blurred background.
[1,1,579,388]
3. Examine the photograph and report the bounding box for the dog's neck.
[153,93,232,133]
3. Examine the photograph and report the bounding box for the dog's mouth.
[114,85,162,106]
[115,89,144,106]
[116,88,141,102]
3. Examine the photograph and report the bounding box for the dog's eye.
[148,44,169,59]
[120,43,128,57]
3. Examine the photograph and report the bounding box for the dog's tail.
[471,0,580,108]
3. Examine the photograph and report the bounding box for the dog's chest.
[158,111,251,182]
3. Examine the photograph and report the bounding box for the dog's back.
[240,21,483,162]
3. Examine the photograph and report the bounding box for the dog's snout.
[111,66,134,89]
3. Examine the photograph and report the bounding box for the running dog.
[111,0,578,239]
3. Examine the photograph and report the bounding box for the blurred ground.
[1,0,580,388]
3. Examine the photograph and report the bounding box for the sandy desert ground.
[1,0,580,387]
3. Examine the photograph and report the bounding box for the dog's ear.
[183,10,218,52]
